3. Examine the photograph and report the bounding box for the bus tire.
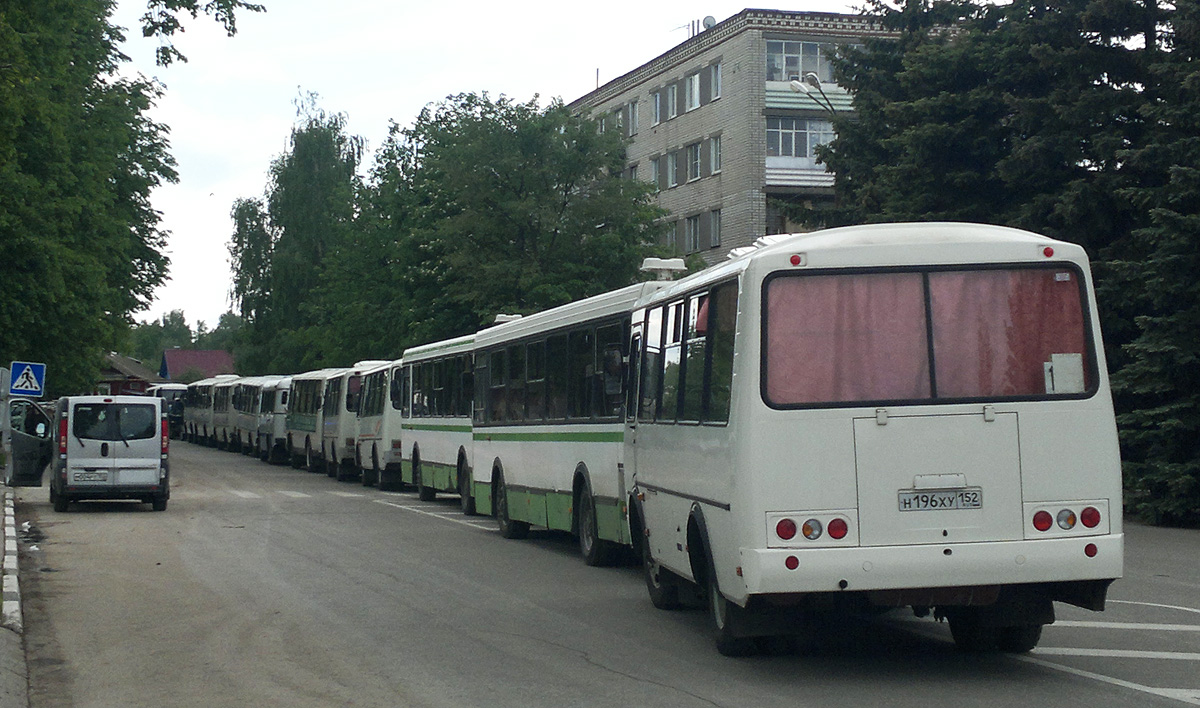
[705,555,755,657]
[997,624,1042,653]
[494,470,528,539]
[577,484,619,567]
[305,442,319,474]
[415,453,436,501]
[643,544,682,610]
[458,464,475,515]
[947,609,997,652]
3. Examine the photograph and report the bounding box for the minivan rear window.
[72,404,158,441]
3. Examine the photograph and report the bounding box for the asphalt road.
[12,443,1200,708]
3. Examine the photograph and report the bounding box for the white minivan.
[51,395,169,512]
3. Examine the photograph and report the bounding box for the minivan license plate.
[898,488,982,512]
[74,471,108,482]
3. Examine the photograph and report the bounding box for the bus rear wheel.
[706,557,755,657]
[577,486,618,566]
[494,470,529,539]
[643,546,681,610]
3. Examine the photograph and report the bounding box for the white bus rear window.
[764,267,1092,406]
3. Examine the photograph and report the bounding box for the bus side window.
[546,335,568,419]
[639,307,664,423]
[526,341,546,421]
[660,302,685,422]
[489,349,507,423]
[705,281,738,423]
[507,344,526,422]
[626,333,642,422]
[472,359,488,424]
[680,295,707,422]
[596,323,624,418]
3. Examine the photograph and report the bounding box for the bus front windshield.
[763,266,1094,407]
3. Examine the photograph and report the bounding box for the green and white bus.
[472,282,666,565]
[398,335,476,510]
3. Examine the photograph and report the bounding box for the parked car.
[50,395,169,512]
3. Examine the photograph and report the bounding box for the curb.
[1,491,20,634]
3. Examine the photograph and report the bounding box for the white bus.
[257,375,291,463]
[473,281,666,563]
[231,376,269,454]
[210,377,239,449]
[398,335,476,510]
[354,360,400,488]
[322,361,387,482]
[184,375,237,446]
[624,223,1123,655]
[146,383,187,439]
[286,368,345,471]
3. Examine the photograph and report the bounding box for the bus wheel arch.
[574,464,618,566]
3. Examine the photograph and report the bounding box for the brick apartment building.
[568,9,887,262]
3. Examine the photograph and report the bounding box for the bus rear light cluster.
[1030,503,1104,535]
[771,513,852,545]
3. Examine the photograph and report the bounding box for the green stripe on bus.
[401,423,473,433]
[472,431,624,443]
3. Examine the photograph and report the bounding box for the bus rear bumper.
[739,534,1123,600]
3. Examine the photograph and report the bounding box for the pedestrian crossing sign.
[9,361,46,398]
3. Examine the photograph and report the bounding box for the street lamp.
[789,71,836,116]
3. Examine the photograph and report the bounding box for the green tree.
[138,0,265,66]
[125,309,194,364]
[1110,1,1200,526]
[229,95,364,374]
[395,92,666,345]
[0,0,261,396]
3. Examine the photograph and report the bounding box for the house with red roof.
[159,349,236,382]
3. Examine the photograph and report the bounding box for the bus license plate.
[74,471,108,482]
[898,488,982,512]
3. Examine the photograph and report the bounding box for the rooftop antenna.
[703,15,717,30]
[640,257,687,280]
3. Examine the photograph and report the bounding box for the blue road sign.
[9,361,46,398]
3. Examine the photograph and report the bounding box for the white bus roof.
[291,367,349,382]
[474,281,666,349]
[402,334,475,363]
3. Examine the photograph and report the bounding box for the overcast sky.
[113,0,858,330]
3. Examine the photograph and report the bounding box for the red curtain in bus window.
[929,269,1090,397]
[765,273,930,405]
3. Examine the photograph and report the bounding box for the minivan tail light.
[59,417,68,455]
[161,419,170,455]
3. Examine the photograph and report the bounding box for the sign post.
[9,361,46,399]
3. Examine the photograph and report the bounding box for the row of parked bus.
[173,223,1125,656]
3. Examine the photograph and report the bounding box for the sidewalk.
[0,491,27,707]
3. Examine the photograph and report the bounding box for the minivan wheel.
[152,496,168,512]
[51,487,68,513]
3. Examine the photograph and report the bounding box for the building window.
[666,152,678,187]
[767,117,835,158]
[653,91,662,125]
[613,108,623,132]
[685,73,700,111]
[710,135,721,174]
[598,115,606,134]
[650,157,660,191]
[686,215,701,253]
[628,164,638,181]
[667,85,678,119]
[666,222,677,251]
[712,63,722,99]
[687,143,701,181]
[766,41,834,83]
[710,209,722,248]
[629,100,639,136]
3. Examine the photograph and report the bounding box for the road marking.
[1034,647,1200,661]
[1054,620,1200,632]
[373,499,495,530]
[326,491,365,498]
[1110,600,1200,617]
[278,491,310,498]
[1018,655,1200,706]
[229,490,262,499]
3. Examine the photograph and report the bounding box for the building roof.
[160,349,236,381]
[102,352,163,383]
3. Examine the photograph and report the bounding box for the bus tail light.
[1056,509,1077,530]
[828,518,848,540]
[1085,543,1098,558]
[1081,506,1101,528]
[776,518,797,540]
[1032,510,1053,532]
